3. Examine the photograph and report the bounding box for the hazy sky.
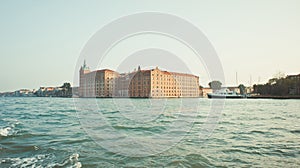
[1,0,300,92]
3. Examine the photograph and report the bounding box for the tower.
[79,60,90,75]
[79,60,90,97]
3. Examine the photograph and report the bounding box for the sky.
[0,0,300,92]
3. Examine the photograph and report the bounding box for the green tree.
[60,82,72,97]
[208,81,222,90]
[253,74,300,96]
[61,82,71,89]
[238,84,246,95]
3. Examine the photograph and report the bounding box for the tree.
[61,82,71,89]
[273,71,285,79]
[253,74,300,96]
[238,84,246,95]
[268,78,278,85]
[60,82,72,97]
[208,81,222,90]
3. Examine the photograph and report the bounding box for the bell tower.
[79,60,90,97]
[80,60,90,75]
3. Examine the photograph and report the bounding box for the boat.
[207,89,245,99]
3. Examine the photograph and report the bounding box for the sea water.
[0,97,299,167]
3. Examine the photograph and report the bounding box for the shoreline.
[2,96,300,99]
[247,95,300,99]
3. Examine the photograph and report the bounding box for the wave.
[49,153,81,168]
[0,127,12,136]
[0,119,19,137]
[290,130,300,134]
[113,125,166,133]
[0,153,81,168]
[1,154,50,167]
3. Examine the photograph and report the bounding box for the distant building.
[14,89,34,97]
[79,62,119,97]
[36,83,72,97]
[287,74,300,80]
[202,88,213,98]
[128,67,151,97]
[227,86,240,94]
[114,72,135,97]
[46,87,55,91]
[79,62,200,98]
[80,69,119,97]
[223,86,253,95]
[71,87,79,97]
[245,86,254,94]
[287,73,300,95]
[0,92,15,97]
[128,66,200,98]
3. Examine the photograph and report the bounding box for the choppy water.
[0,97,299,167]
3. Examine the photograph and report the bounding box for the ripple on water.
[1,98,300,167]
[0,119,20,137]
[290,130,300,134]
[0,153,81,168]
[0,127,12,137]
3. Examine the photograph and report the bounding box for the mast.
[236,72,238,86]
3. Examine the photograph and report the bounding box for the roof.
[170,72,198,78]
[81,66,199,78]
[149,67,198,78]
[140,70,151,73]
[95,69,117,73]
[287,74,300,78]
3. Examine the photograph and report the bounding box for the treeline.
[253,76,300,96]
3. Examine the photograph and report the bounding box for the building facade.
[114,72,135,97]
[128,66,200,98]
[79,62,200,98]
[287,73,300,95]
[201,88,213,98]
[79,61,119,97]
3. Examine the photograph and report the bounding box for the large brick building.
[79,62,200,98]
[79,61,119,97]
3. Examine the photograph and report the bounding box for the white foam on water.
[0,119,20,137]
[47,153,82,168]
[0,127,11,136]
[1,154,48,168]
[0,153,81,168]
